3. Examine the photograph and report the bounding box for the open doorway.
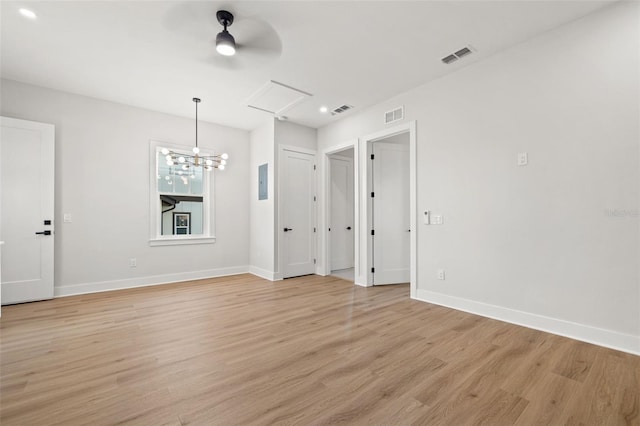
[369,132,410,285]
[328,148,355,281]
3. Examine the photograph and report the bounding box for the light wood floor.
[1,274,638,425]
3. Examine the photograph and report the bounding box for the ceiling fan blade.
[162,2,218,40]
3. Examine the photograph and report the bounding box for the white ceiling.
[1,1,613,131]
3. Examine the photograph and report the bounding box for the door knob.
[35,230,52,236]
[283,228,293,232]
[346,226,352,230]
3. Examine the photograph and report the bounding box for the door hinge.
[313,227,316,233]
[314,259,317,264]
[313,196,316,202]
[371,267,375,273]
[371,192,375,198]
[370,154,375,160]
[371,229,375,236]
[313,165,316,170]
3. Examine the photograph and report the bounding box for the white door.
[330,155,354,271]
[372,141,410,285]
[281,149,316,278]
[1,117,55,304]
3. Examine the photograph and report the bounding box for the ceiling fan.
[215,10,236,56]
[163,5,282,69]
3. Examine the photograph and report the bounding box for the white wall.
[1,79,250,295]
[275,120,317,151]
[318,2,640,354]
[249,119,277,279]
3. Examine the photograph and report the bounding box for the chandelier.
[161,98,228,172]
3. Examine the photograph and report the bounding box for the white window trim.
[149,140,216,246]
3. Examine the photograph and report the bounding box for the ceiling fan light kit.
[215,10,236,56]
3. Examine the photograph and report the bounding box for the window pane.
[160,197,203,235]
[156,150,204,196]
[190,166,203,195]
[157,155,174,193]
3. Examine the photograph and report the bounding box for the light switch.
[432,215,444,225]
[423,211,430,225]
[518,152,528,166]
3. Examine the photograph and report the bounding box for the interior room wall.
[249,119,277,279]
[317,2,640,354]
[1,79,251,295]
[275,120,317,152]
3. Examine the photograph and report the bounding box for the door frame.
[277,145,317,280]
[326,149,356,276]
[362,121,417,298]
[321,139,360,281]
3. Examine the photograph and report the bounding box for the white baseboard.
[415,289,640,356]
[249,266,277,281]
[55,266,250,297]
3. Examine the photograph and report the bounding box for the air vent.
[384,106,404,124]
[442,54,458,65]
[331,104,353,116]
[441,45,475,64]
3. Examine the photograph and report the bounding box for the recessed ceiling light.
[19,8,37,19]
[319,106,328,113]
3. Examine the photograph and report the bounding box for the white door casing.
[372,140,410,285]
[280,147,316,278]
[1,116,55,304]
[329,155,354,271]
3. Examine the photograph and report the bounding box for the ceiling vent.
[331,104,353,116]
[441,45,474,65]
[384,106,404,124]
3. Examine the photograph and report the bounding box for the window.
[149,141,216,245]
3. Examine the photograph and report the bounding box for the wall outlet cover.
[518,152,528,166]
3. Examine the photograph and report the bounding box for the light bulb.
[221,153,229,160]
[205,159,213,166]
[167,160,174,166]
[168,181,173,185]
[161,148,169,155]
[193,147,200,154]
[177,171,183,175]
[165,176,171,180]
[182,164,189,170]
[165,155,172,161]
[19,8,37,19]
[220,159,227,166]
[178,156,185,163]
[218,164,225,170]
[190,174,196,179]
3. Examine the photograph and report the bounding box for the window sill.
[149,236,217,247]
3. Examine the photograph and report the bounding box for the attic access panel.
[247,80,312,116]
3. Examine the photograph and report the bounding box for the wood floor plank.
[1,274,639,425]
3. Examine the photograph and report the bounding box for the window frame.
[149,140,216,246]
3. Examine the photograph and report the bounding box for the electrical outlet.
[63,213,72,223]
[437,269,445,280]
[518,152,528,166]
[432,214,444,225]
[129,258,137,268]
